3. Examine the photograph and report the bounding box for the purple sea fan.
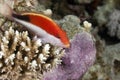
[43,31,96,80]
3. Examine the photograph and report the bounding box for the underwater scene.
[0,0,119,80]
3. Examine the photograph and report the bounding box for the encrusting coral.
[0,27,64,80]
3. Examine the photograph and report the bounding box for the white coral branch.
[0,27,64,79]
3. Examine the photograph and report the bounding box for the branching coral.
[0,27,64,80]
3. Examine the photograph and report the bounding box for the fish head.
[58,30,70,48]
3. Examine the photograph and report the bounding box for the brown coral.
[0,27,64,80]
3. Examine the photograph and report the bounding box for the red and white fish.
[0,3,70,48]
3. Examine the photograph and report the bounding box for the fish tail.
[0,2,14,19]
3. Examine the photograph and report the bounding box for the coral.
[0,0,37,11]
[43,31,96,80]
[0,1,97,79]
[106,9,120,39]
[13,0,52,17]
[57,15,83,39]
[0,0,53,32]
[0,27,64,80]
[82,64,110,80]
[94,1,114,27]
[102,43,120,80]
[76,0,93,4]
[82,33,120,80]
[83,21,92,32]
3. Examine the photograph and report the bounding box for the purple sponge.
[43,32,96,80]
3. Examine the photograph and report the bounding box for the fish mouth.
[65,44,70,48]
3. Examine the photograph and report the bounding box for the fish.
[0,3,70,48]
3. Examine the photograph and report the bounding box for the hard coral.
[106,9,120,39]
[43,31,96,80]
[83,41,120,80]
[94,0,114,27]
[58,15,82,39]
[0,27,64,80]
